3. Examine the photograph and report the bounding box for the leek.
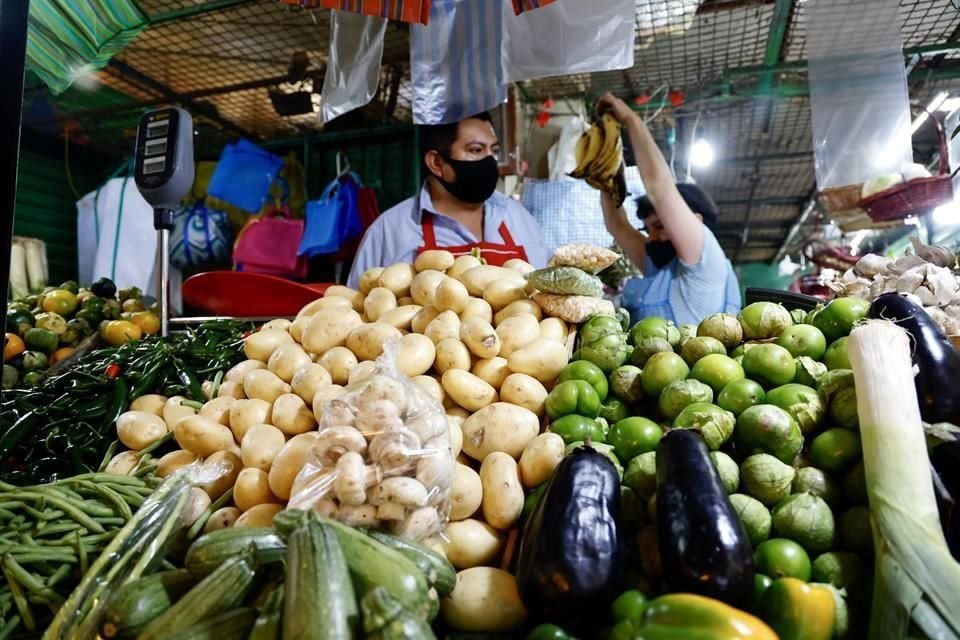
[9,240,28,300]
[23,238,47,293]
[848,320,960,639]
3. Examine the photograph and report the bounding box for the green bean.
[133,463,158,478]
[106,484,147,506]
[32,523,82,537]
[0,510,16,521]
[97,439,120,473]
[74,531,88,577]
[94,517,126,527]
[78,482,131,520]
[2,556,60,605]
[187,487,234,540]
[0,614,20,639]
[1,561,34,632]
[0,491,104,533]
[135,431,175,458]
[45,564,70,588]
[180,399,203,411]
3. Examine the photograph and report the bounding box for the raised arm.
[600,191,647,268]
[596,93,705,265]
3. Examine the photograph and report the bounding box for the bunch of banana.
[570,113,628,207]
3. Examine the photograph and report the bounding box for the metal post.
[0,1,29,346]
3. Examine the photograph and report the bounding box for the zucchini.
[320,517,432,619]
[361,586,437,640]
[184,526,285,577]
[101,569,195,638]
[284,522,358,639]
[366,531,456,596]
[172,608,258,640]
[249,584,284,640]
[138,553,256,640]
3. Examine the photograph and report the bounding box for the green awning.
[27,0,148,95]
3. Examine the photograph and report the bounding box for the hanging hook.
[336,151,351,178]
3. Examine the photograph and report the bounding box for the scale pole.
[155,208,174,336]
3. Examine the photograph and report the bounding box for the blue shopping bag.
[170,201,233,269]
[207,140,285,213]
[298,177,363,257]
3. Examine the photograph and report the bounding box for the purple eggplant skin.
[869,292,960,425]
[515,446,626,629]
[656,429,755,607]
[932,442,960,560]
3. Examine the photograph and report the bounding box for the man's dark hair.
[419,112,495,179]
[634,183,720,229]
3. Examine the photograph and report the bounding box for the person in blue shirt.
[347,112,550,289]
[596,92,741,326]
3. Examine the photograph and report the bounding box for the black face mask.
[437,154,500,204]
[646,241,677,269]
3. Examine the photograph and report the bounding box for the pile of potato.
[105,250,581,630]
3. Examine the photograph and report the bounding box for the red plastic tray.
[182,272,333,318]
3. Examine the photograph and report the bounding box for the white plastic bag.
[547,117,587,181]
[320,11,388,124]
[501,0,635,83]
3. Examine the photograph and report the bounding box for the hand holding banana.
[569,98,628,207]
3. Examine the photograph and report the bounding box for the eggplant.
[932,442,960,560]
[515,445,625,628]
[869,292,960,425]
[656,429,754,606]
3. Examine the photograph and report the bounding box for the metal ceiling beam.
[722,151,812,163]
[147,0,259,25]
[758,0,793,95]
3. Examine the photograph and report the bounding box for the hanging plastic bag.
[410,0,506,125]
[501,0,635,83]
[288,341,454,541]
[320,11,388,124]
[207,140,284,214]
[283,0,431,24]
[233,205,308,279]
[298,176,362,257]
[170,201,234,269]
[510,0,556,14]
[548,116,587,181]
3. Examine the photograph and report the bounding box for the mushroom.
[358,376,407,414]
[313,498,338,518]
[369,426,421,475]
[334,452,381,506]
[376,502,406,522]
[379,477,429,508]
[313,426,367,465]
[415,448,455,489]
[355,399,402,438]
[392,506,440,540]
[406,413,447,443]
[322,398,357,428]
[338,504,380,527]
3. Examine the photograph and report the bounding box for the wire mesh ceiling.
[19,0,960,263]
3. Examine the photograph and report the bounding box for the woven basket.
[819,184,864,214]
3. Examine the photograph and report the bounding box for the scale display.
[133,107,194,211]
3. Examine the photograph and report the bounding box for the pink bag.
[233,206,308,279]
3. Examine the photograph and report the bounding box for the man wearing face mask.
[595,93,741,326]
[347,112,550,288]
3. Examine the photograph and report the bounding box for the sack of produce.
[526,266,605,297]
[548,243,620,274]
[288,341,453,540]
[532,292,615,324]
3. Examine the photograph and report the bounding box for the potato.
[424,310,461,345]
[415,249,456,272]
[378,263,416,298]
[348,361,378,385]
[234,467,281,511]
[479,452,523,530]
[295,295,352,321]
[459,317,500,359]
[241,423,286,471]
[359,267,386,294]
[441,567,527,632]
[435,339,472,374]
[312,384,345,423]
[538,317,568,343]
[243,329,295,362]
[460,266,525,297]
[482,279,527,312]
[450,464,482,521]
[272,393,317,435]
[447,255,483,281]
[129,394,167,416]
[201,380,216,402]
[290,363,332,403]
[318,347,358,386]
[396,333,436,377]
[363,287,397,322]
[243,369,291,404]
[507,337,568,384]
[413,375,445,405]
[460,403,539,461]
[199,396,237,427]
[519,432,565,489]
[163,396,197,432]
[503,258,535,275]
[115,411,167,451]
[105,451,139,476]
[471,357,511,391]
[289,315,310,343]
[496,314,540,357]
[378,305,422,332]
[499,373,548,415]
[268,432,319,500]
[346,323,403,361]
[175,415,236,457]
[203,507,241,533]
[156,449,199,478]
[235,503,284,527]
[459,297,493,324]
[267,343,312,383]
[199,450,243,500]
[411,305,441,335]
[435,277,470,314]
[217,381,246,400]
[494,299,543,326]
[447,406,470,420]
[181,488,212,527]
[324,285,365,312]
[442,520,501,568]
[229,398,272,442]
[442,370,498,412]
[448,416,464,458]
[262,318,292,332]
[397,297,414,306]
[302,307,364,355]
[410,270,446,307]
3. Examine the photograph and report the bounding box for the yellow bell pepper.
[639,593,779,639]
[760,577,835,640]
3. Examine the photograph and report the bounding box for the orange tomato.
[49,347,75,366]
[130,311,161,336]
[103,320,142,347]
[4,333,25,362]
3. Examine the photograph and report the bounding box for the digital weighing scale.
[132,107,194,336]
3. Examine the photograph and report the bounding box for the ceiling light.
[933,199,960,226]
[691,139,714,168]
[911,91,950,134]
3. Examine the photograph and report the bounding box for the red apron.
[416,213,528,266]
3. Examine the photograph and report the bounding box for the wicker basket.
[819,184,864,214]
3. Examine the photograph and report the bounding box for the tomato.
[40,289,78,316]
[34,312,67,336]
[22,350,48,372]
[48,347,75,366]
[750,573,774,613]
[742,344,796,387]
[823,337,851,370]
[557,360,609,401]
[754,538,812,581]
[717,378,765,416]
[809,428,861,474]
[610,589,648,623]
[130,311,161,336]
[641,352,689,397]
[103,320,142,346]
[545,380,601,420]
[629,316,680,347]
[122,298,146,313]
[6,309,34,336]
[599,398,630,424]
[24,328,59,354]
[776,324,827,360]
[104,363,123,379]
[4,333,24,362]
[607,417,663,463]
[690,353,745,393]
[526,624,571,640]
[812,296,869,341]
[548,414,606,445]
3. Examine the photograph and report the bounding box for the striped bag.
[511,0,556,14]
[280,0,431,24]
